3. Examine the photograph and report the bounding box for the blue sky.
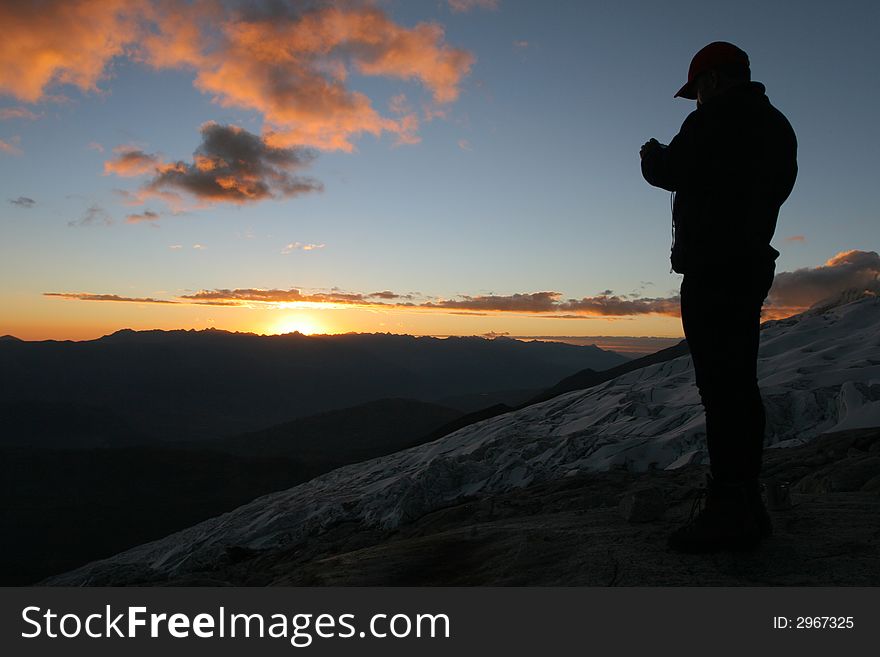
[1,0,878,343]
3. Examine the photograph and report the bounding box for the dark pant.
[679,262,776,483]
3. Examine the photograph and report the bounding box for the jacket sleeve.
[641,111,699,192]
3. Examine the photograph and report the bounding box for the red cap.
[674,41,750,99]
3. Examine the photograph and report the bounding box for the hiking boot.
[748,481,773,538]
[667,474,762,553]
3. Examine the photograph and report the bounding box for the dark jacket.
[641,81,798,275]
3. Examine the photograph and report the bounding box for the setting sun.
[268,315,325,336]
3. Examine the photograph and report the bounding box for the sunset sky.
[1,0,878,348]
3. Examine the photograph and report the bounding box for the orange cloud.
[141,2,471,151]
[0,0,145,102]
[1,1,472,155]
[764,249,880,319]
[104,147,161,177]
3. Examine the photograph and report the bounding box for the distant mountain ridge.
[46,294,880,585]
[525,339,691,405]
[217,398,462,463]
[2,397,469,585]
[0,329,628,442]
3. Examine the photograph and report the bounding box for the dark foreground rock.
[75,427,880,586]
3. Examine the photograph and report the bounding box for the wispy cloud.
[388,93,411,115]
[448,0,500,13]
[419,291,682,317]
[0,107,40,120]
[51,286,681,317]
[0,137,22,155]
[44,292,177,304]
[281,241,326,254]
[8,196,36,208]
[68,203,112,227]
[125,210,160,223]
[41,251,880,323]
[421,291,559,313]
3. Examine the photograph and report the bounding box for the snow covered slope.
[48,294,880,584]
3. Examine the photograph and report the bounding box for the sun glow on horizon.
[267,315,326,336]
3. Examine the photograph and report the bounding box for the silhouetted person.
[640,42,797,552]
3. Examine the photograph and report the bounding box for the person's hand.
[640,138,663,160]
